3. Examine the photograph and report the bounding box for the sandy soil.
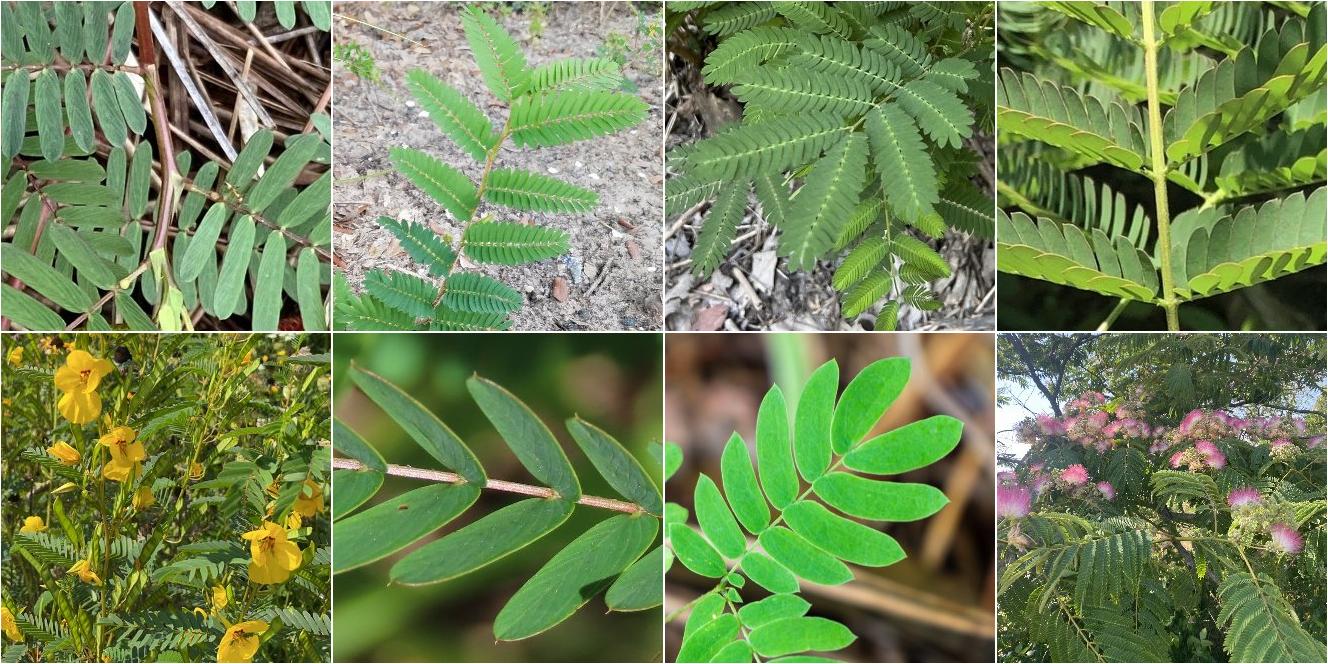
[332,1,663,330]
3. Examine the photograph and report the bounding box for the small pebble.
[548,166,560,174]
[589,173,600,180]
[405,100,416,107]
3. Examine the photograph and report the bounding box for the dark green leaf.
[332,483,480,573]
[127,141,152,218]
[111,71,146,135]
[63,70,95,153]
[566,416,661,515]
[332,419,387,472]
[247,133,322,213]
[392,498,573,585]
[46,224,122,289]
[349,364,486,484]
[1,283,66,330]
[213,215,254,320]
[34,69,64,162]
[330,469,382,520]
[42,183,119,206]
[89,69,126,147]
[494,514,656,640]
[277,170,330,228]
[1,72,29,161]
[30,158,105,182]
[110,2,135,64]
[1,244,91,312]
[225,129,274,193]
[605,546,664,611]
[812,472,948,521]
[295,247,325,331]
[467,375,580,500]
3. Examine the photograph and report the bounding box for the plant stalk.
[1141,0,1180,331]
[330,457,649,514]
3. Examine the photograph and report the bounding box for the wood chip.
[626,239,641,260]
[551,277,569,302]
[617,217,635,230]
[693,304,728,331]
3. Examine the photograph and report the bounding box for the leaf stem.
[1141,0,1180,331]
[331,457,650,515]
[1095,298,1130,331]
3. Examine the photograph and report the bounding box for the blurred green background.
[331,333,663,662]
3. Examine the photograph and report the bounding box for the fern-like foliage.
[997,0,1327,330]
[331,366,662,640]
[340,6,648,331]
[668,357,961,661]
[1,1,332,331]
[666,0,995,326]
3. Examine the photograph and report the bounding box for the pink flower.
[1226,487,1261,509]
[1179,409,1204,435]
[998,471,1017,484]
[1169,450,1186,468]
[1269,523,1303,554]
[1036,414,1065,435]
[1194,440,1218,455]
[1096,481,1115,500]
[1060,464,1089,485]
[1308,436,1324,449]
[1031,474,1051,495]
[1270,437,1292,449]
[1205,448,1226,469]
[997,485,1032,519]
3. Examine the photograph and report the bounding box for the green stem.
[1096,298,1130,331]
[1141,0,1180,331]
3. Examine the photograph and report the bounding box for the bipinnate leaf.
[389,147,478,222]
[331,469,382,521]
[782,500,905,567]
[782,133,869,271]
[605,546,664,611]
[813,472,948,522]
[332,483,480,573]
[391,498,573,585]
[748,616,856,658]
[741,551,799,594]
[794,359,838,482]
[349,364,486,484]
[494,513,656,640]
[731,67,875,118]
[461,6,530,102]
[756,385,798,510]
[462,222,569,265]
[894,79,974,149]
[738,594,811,628]
[468,375,581,501]
[684,113,847,181]
[675,613,741,663]
[843,414,963,475]
[405,68,496,162]
[758,526,852,586]
[566,417,662,515]
[508,91,649,148]
[721,432,770,534]
[694,474,746,559]
[669,523,727,578]
[1216,571,1324,663]
[830,357,910,453]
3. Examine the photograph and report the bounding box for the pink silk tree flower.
[1194,440,1219,455]
[1096,481,1115,500]
[1060,464,1090,485]
[1269,523,1303,554]
[1036,414,1065,435]
[1169,450,1186,468]
[1270,437,1293,450]
[1179,409,1204,435]
[1226,487,1261,509]
[997,484,1032,519]
[1204,448,1227,469]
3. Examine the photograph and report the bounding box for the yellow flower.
[285,512,302,530]
[293,479,324,518]
[6,346,23,366]
[1,606,22,643]
[54,350,114,425]
[132,486,155,510]
[19,516,47,534]
[217,620,267,663]
[99,426,145,482]
[38,337,56,354]
[67,559,102,586]
[211,585,229,612]
[47,441,81,465]
[241,521,302,585]
[190,462,204,481]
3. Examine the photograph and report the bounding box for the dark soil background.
[332,1,664,330]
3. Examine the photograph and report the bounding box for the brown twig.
[331,457,648,514]
[135,1,177,256]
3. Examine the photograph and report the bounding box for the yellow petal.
[47,441,81,465]
[19,516,46,533]
[247,558,291,585]
[57,391,101,425]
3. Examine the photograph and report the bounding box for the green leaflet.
[813,472,949,522]
[694,473,747,559]
[509,91,649,148]
[375,216,455,277]
[330,469,382,521]
[794,359,838,482]
[709,640,754,663]
[830,356,910,453]
[484,167,599,214]
[782,500,905,567]
[1,66,31,161]
[566,417,662,515]
[2,284,67,330]
[226,129,274,193]
[251,231,286,330]
[296,248,325,331]
[721,432,769,534]
[332,483,480,573]
[843,414,964,475]
[665,441,684,480]
[738,593,811,628]
[781,133,869,271]
[30,158,104,183]
[676,613,741,663]
[213,216,255,320]
[494,514,656,640]
[670,523,727,578]
[460,6,530,102]
[247,133,322,213]
[467,375,581,501]
[462,221,569,265]
[605,545,664,611]
[748,616,856,658]
[740,551,799,594]
[33,69,64,162]
[441,272,522,315]
[46,224,122,290]
[758,526,852,586]
[332,418,387,472]
[755,385,798,510]
[528,57,624,93]
[111,71,146,135]
[350,364,486,484]
[178,203,228,283]
[391,498,573,585]
[685,592,727,640]
[405,68,495,162]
